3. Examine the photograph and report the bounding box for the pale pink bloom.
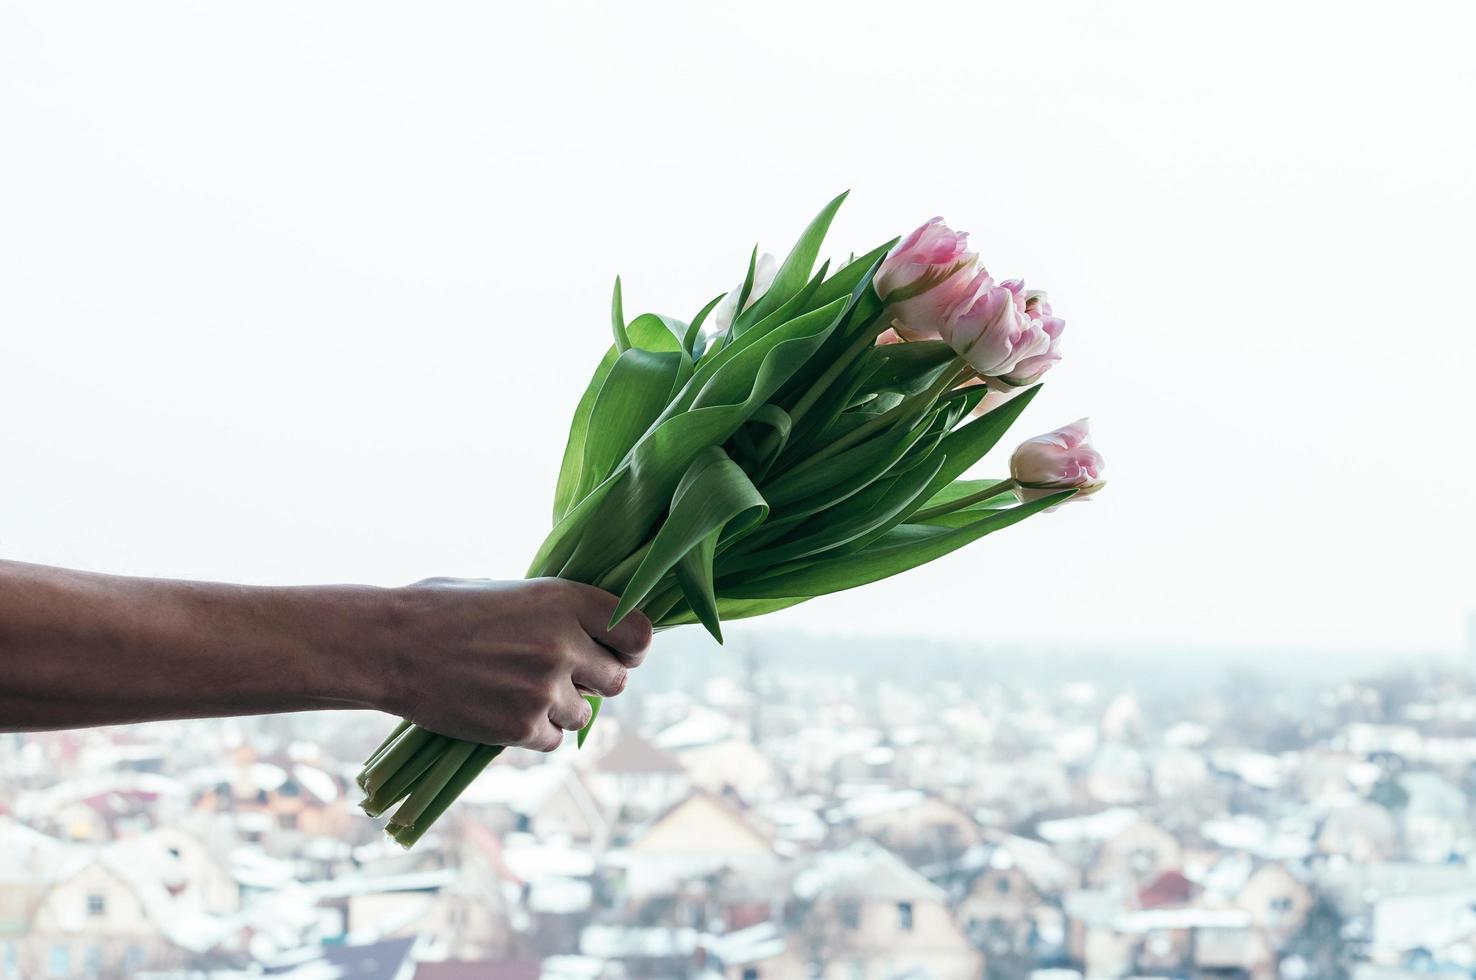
[937,271,1052,377]
[994,289,1065,387]
[876,218,976,341]
[710,251,778,336]
[874,327,903,346]
[1009,418,1106,503]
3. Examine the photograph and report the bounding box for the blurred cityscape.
[3,627,1476,980]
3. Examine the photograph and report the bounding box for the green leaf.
[865,341,960,396]
[806,238,896,311]
[549,298,846,582]
[573,348,687,506]
[764,401,941,509]
[577,695,602,748]
[611,277,630,352]
[742,403,792,478]
[611,446,768,631]
[718,491,1074,599]
[737,191,848,330]
[657,595,810,628]
[685,293,726,357]
[674,531,722,641]
[626,312,687,354]
[552,345,620,523]
[918,385,1043,502]
[729,246,759,336]
[721,455,945,575]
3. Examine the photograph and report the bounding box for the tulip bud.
[710,252,779,336]
[875,218,976,340]
[1009,418,1105,503]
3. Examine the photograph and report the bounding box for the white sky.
[2,2,1472,656]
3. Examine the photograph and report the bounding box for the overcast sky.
[2,2,1472,657]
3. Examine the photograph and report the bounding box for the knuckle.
[528,577,572,603]
[606,666,629,697]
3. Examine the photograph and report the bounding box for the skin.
[0,560,651,752]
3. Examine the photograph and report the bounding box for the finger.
[565,582,654,664]
[569,636,630,698]
[548,682,594,732]
[515,716,565,753]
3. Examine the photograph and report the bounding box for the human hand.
[372,577,652,751]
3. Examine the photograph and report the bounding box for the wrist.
[291,584,406,714]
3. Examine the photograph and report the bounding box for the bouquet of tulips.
[357,193,1105,846]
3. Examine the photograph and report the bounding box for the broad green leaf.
[574,348,687,505]
[918,384,1043,502]
[865,341,959,395]
[737,191,847,330]
[611,277,630,352]
[611,446,768,629]
[552,299,846,582]
[764,400,940,508]
[527,468,627,578]
[552,345,619,523]
[742,403,792,479]
[738,261,830,343]
[720,455,944,576]
[674,531,722,641]
[657,595,810,628]
[718,491,1074,599]
[626,312,687,354]
[805,239,896,311]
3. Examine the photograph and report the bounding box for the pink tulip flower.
[937,271,1052,378]
[1009,418,1106,502]
[875,218,976,340]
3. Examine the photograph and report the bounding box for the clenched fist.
[374,577,653,751]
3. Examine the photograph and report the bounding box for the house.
[612,792,782,907]
[792,840,983,980]
[828,790,980,863]
[459,762,610,852]
[319,866,520,960]
[672,738,780,805]
[1089,819,1181,889]
[20,850,212,977]
[1317,801,1399,863]
[585,731,690,821]
[1137,869,1195,909]
[957,834,1077,951]
[703,921,810,980]
[1235,864,1313,946]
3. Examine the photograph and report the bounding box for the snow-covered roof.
[580,924,699,958]
[793,840,944,903]
[1037,807,1138,843]
[703,921,788,965]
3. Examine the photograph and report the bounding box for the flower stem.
[359,733,449,817]
[359,725,435,794]
[385,739,476,829]
[910,479,1018,523]
[389,744,504,848]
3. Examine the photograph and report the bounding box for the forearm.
[0,560,387,730]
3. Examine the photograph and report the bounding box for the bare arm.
[0,560,650,751]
